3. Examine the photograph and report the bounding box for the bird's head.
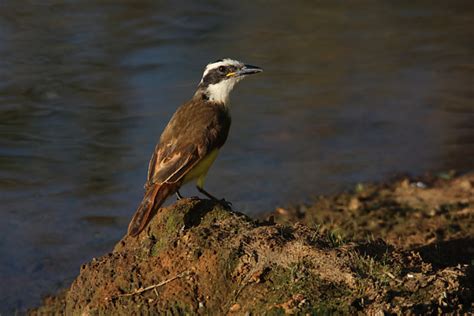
[196,58,263,105]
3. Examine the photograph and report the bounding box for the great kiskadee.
[127,58,263,236]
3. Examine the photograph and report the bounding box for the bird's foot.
[217,198,233,210]
[196,186,233,210]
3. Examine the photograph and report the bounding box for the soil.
[31,172,474,315]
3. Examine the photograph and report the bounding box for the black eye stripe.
[201,68,225,86]
[200,64,240,87]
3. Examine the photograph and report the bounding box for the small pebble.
[348,197,360,212]
[414,181,427,189]
[458,180,472,190]
[229,303,241,312]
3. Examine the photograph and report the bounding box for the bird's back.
[160,97,231,150]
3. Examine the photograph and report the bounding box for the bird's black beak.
[237,64,263,76]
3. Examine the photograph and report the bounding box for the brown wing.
[146,142,200,186]
[145,98,231,188]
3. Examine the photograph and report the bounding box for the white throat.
[205,78,240,105]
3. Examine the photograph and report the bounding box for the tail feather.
[127,184,176,237]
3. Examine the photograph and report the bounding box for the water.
[0,1,473,313]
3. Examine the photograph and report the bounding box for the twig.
[383,271,402,284]
[116,271,190,298]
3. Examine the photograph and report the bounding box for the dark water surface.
[1,1,473,313]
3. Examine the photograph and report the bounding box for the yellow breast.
[183,149,219,187]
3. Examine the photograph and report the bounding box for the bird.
[127,58,263,237]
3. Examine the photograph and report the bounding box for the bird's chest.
[183,148,220,183]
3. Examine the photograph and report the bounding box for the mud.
[31,172,474,314]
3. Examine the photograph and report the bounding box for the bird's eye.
[218,66,226,73]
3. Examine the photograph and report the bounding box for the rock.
[229,303,241,312]
[31,172,474,315]
[348,197,361,212]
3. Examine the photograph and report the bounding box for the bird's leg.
[196,186,233,209]
[176,190,184,200]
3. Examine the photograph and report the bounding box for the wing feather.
[144,99,230,189]
[147,143,200,186]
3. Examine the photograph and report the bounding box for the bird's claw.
[218,198,233,210]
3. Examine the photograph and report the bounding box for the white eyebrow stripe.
[201,58,242,79]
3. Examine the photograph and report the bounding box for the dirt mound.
[32,183,473,315]
[273,171,474,255]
